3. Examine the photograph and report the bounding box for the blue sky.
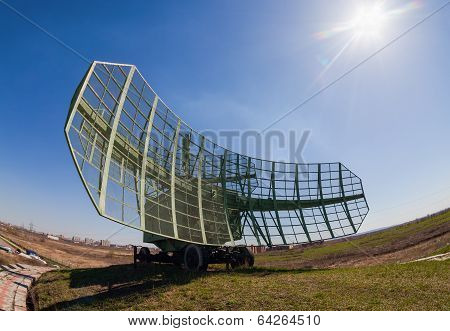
[0,0,449,244]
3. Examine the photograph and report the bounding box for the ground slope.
[0,226,132,268]
[256,208,450,269]
[32,261,449,311]
[0,234,44,266]
[31,208,450,311]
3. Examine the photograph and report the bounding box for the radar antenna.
[65,61,369,271]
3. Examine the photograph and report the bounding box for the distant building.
[47,235,59,241]
[266,245,289,252]
[100,239,110,247]
[249,245,267,254]
[84,238,94,245]
[72,236,81,243]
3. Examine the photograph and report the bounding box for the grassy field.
[32,261,449,311]
[429,244,450,256]
[0,233,45,266]
[30,208,450,311]
[0,250,45,266]
[0,225,132,268]
[256,208,450,268]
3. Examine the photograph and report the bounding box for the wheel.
[235,247,254,268]
[243,248,255,267]
[230,258,240,269]
[183,244,207,272]
[137,247,151,262]
[245,254,255,267]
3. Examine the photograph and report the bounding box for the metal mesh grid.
[65,61,369,247]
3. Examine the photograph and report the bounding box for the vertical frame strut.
[65,62,96,134]
[246,157,263,246]
[339,163,357,232]
[171,120,181,239]
[197,136,207,244]
[318,164,335,238]
[271,162,287,245]
[139,96,159,229]
[294,164,312,242]
[99,65,136,213]
[220,151,235,245]
[259,211,272,246]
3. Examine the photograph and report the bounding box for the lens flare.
[313,0,422,41]
[351,3,386,38]
[312,0,423,81]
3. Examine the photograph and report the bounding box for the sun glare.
[351,3,387,38]
[315,1,422,41]
[313,0,422,81]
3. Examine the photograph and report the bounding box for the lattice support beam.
[99,66,136,213]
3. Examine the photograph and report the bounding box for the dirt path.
[409,252,450,262]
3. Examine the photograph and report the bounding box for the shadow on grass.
[43,263,201,311]
[68,263,196,288]
[42,264,323,310]
[212,265,325,275]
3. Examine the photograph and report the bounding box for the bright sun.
[350,4,387,38]
[313,0,421,79]
[315,1,422,42]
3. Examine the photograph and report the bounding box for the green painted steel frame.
[65,61,369,249]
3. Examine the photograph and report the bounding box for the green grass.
[429,244,450,256]
[256,208,450,266]
[31,208,450,311]
[32,261,449,311]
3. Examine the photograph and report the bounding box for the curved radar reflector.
[65,61,369,247]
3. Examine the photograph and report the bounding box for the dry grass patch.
[0,227,132,268]
[33,261,449,311]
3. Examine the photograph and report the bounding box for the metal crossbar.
[65,61,369,247]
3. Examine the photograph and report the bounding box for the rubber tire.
[183,244,205,272]
[246,254,255,267]
[230,259,239,269]
[244,248,255,267]
[138,247,151,263]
